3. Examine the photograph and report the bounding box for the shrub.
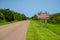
[47,13,60,24]
[0,20,6,23]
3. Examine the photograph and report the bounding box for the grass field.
[47,23,60,35]
[26,20,60,40]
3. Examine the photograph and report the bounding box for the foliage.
[0,9,27,22]
[0,12,4,20]
[0,20,6,23]
[31,14,38,20]
[47,13,60,24]
[31,13,60,24]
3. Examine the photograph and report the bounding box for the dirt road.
[0,20,30,40]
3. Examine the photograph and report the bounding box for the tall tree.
[47,13,60,24]
[31,14,38,20]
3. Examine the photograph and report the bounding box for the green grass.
[47,23,60,35]
[0,22,11,26]
[0,20,20,26]
[26,20,60,40]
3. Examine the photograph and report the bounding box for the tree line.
[0,9,27,22]
[31,13,60,24]
[0,8,60,24]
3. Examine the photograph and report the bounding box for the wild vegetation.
[26,20,60,40]
[31,13,60,24]
[0,9,27,25]
[26,13,60,40]
[47,13,60,24]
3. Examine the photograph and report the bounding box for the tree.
[0,12,4,20]
[31,14,38,20]
[0,8,27,22]
[47,13,60,24]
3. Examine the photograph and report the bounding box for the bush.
[47,13,60,24]
[0,20,6,23]
[0,9,27,22]
[31,14,38,20]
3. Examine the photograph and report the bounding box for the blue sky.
[0,0,60,17]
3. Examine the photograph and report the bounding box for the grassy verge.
[47,23,60,35]
[26,20,60,40]
[0,22,11,25]
[0,20,20,26]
